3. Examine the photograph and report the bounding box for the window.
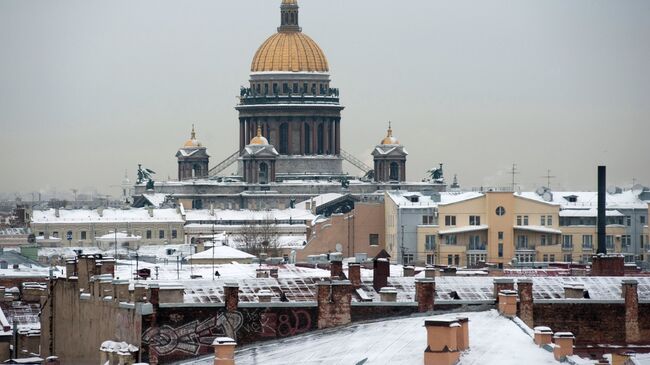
[172,230,178,239]
[496,206,506,216]
[541,216,546,226]
[639,235,645,249]
[444,216,456,226]
[369,234,379,246]
[498,243,503,258]
[562,235,573,249]
[516,252,535,263]
[550,254,555,262]
[52,231,59,238]
[547,216,553,226]
[159,230,165,239]
[582,235,593,249]
[517,216,522,226]
[540,234,547,246]
[38,232,44,237]
[66,231,73,240]
[425,235,436,250]
[454,255,460,266]
[543,254,549,262]
[606,235,614,250]
[640,216,646,225]
[564,254,573,263]
[146,230,152,239]
[469,235,484,250]
[524,216,529,226]
[445,235,457,245]
[422,215,434,225]
[448,255,453,265]
[516,235,528,250]
[467,253,486,268]
[469,216,480,226]
[283,83,289,93]
[402,254,414,265]
[80,231,87,240]
[293,83,299,93]
[622,235,631,246]
[626,216,632,226]
[426,254,435,265]
[498,232,504,240]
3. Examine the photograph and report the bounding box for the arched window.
[259,163,269,184]
[304,124,311,154]
[290,13,295,24]
[389,162,399,181]
[279,123,289,154]
[317,123,324,155]
[192,164,201,178]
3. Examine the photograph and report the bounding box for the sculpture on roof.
[137,164,156,190]
[427,163,444,183]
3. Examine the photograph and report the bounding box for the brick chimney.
[317,280,352,329]
[212,337,237,365]
[65,259,77,279]
[424,317,462,365]
[373,258,389,292]
[269,268,278,279]
[403,265,415,277]
[379,287,398,302]
[348,263,361,289]
[455,316,469,351]
[517,278,534,328]
[622,279,640,343]
[330,260,343,279]
[493,278,514,302]
[224,283,239,313]
[553,332,575,361]
[424,266,437,278]
[415,278,435,312]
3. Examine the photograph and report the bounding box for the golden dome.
[251,32,328,73]
[183,125,202,148]
[250,0,328,73]
[250,125,269,145]
[381,123,400,145]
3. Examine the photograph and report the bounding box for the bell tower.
[372,123,408,182]
[176,125,210,181]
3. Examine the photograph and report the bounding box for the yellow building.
[415,191,635,268]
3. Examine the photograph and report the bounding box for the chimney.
[534,326,553,347]
[379,287,397,302]
[269,268,278,279]
[224,283,239,313]
[497,290,518,318]
[564,283,585,299]
[423,317,462,365]
[493,278,514,301]
[553,332,575,361]
[373,258,389,292]
[65,259,77,279]
[623,279,640,343]
[317,280,352,329]
[347,263,361,289]
[597,166,607,254]
[517,278,534,328]
[415,278,435,312]
[257,290,273,303]
[455,316,469,351]
[148,206,154,217]
[149,283,160,307]
[424,266,437,278]
[330,260,343,279]
[403,265,415,277]
[212,337,237,365]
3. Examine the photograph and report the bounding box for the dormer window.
[565,195,578,203]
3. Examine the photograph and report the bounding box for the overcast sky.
[1,0,649,199]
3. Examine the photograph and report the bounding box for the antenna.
[540,169,556,189]
[510,163,520,192]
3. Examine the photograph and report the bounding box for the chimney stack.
[348,263,361,288]
[330,260,343,279]
[212,337,237,365]
[373,258,389,292]
[597,166,607,254]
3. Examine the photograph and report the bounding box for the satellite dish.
[632,184,644,196]
[542,191,553,202]
[335,243,343,253]
[535,187,546,196]
[607,186,618,195]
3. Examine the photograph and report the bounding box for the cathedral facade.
[135,0,443,210]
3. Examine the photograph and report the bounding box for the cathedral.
[135,0,443,209]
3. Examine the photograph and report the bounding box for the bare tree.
[233,212,281,257]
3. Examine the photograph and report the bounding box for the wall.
[297,202,385,261]
[534,303,626,344]
[141,306,318,364]
[40,279,142,365]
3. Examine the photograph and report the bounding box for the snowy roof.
[31,208,184,224]
[183,310,562,365]
[438,225,488,235]
[439,191,484,205]
[559,209,625,217]
[517,191,648,210]
[514,226,562,234]
[187,245,255,260]
[295,193,344,210]
[386,191,438,208]
[95,232,142,242]
[141,193,168,208]
[185,208,315,223]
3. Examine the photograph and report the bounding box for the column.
[300,122,305,155]
[323,119,330,155]
[239,119,245,150]
[335,119,341,155]
[311,120,317,155]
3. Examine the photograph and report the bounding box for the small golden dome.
[282,0,298,4]
[183,125,202,148]
[250,125,269,145]
[381,123,399,145]
[251,32,329,73]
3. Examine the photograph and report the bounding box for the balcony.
[238,88,341,106]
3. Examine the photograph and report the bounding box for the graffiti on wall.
[260,309,312,337]
[142,311,243,356]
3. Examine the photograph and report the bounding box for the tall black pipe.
[597,166,607,254]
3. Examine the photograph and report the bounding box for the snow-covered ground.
[181,310,584,365]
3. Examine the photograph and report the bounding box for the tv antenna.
[510,163,520,192]
[540,169,556,189]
